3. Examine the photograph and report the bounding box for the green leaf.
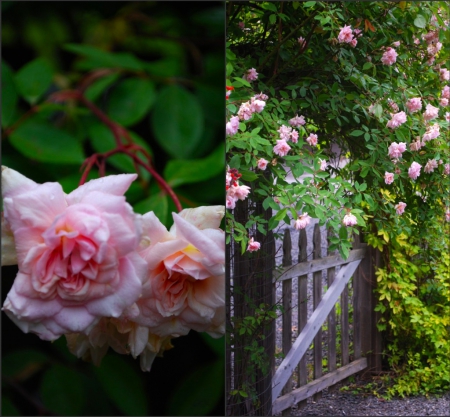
[362,62,373,70]
[10,120,84,164]
[168,361,224,416]
[274,208,287,221]
[133,192,169,225]
[84,72,120,102]
[14,58,54,104]
[350,130,364,137]
[40,364,86,416]
[228,154,241,169]
[304,1,316,7]
[64,43,144,71]
[2,61,18,127]
[151,85,204,159]
[94,355,148,416]
[108,77,156,126]
[164,144,224,188]
[239,169,258,181]
[2,349,49,379]
[269,13,277,24]
[414,15,427,28]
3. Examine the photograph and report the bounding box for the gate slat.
[327,229,337,382]
[272,258,364,400]
[313,224,322,401]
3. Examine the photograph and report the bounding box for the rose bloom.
[247,237,261,252]
[444,163,450,175]
[238,102,253,121]
[440,98,448,107]
[243,68,258,82]
[408,161,422,180]
[343,213,358,227]
[278,125,292,140]
[290,129,299,143]
[446,210,450,223]
[289,114,306,127]
[387,99,399,112]
[406,97,422,113]
[250,98,266,113]
[350,38,358,48]
[238,22,245,30]
[424,159,438,173]
[254,92,269,101]
[395,202,407,215]
[410,138,424,151]
[423,103,439,121]
[385,172,394,184]
[440,68,450,81]
[338,25,354,43]
[293,213,312,230]
[446,112,450,122]
[319,159,327,171]
[306,133,318,147]
[442,85,450,99]
[226,116,240,136]
[422,123,440,142]
[273,139,291,157]
[381,47,398,65]
[135,206,225,339]
[392,41,401,47]
[386,111,407,129]
[298,36,306,48]
[257,158,269,170]
[388,142,407,159]
[1,166,147,341]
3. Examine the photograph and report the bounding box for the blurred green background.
[1,1,225,415]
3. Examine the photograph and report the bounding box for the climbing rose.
[350,39,358,48]
[247,237,261,252]
[440,68,450,81]
[243,68,258,82]
[278,125,292,140]
[306,133,318,147]
[392,41,401,47]
[135,207,225,339]
[273,139,291,157]
[250,98,266,113]
[410,138,424,151]
[1,166,147,341]
[440,98,448,107]
[343,213,358,227]
[442,85,450,99]
[293,213,312,230]
[226,116,240,136]
[444,163,450,175]
[446,210,450,222]
[237,102,253,121]
[319,159,327,171]
[395,202,406,215]
[406,97,422,113]
[298,36,306,48]
[388,142,407,159]
[290,129,299,143]
[338,25,354,43]
[384,172,394,185]
[381,47,397,65]
[257,158,269,170]
[423,104,439,121]
[422,124,440,142]
[386,111,407,129]
[408,161,422,180]
[289,114,306,127]
[446,112,450,122]
[424,159,438,173]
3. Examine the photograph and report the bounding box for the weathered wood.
[272,358,368,414]
[341,284,349,367]
[272,258,364,400]
[274,247,366,283]
[313,224,322,401]
[282,229,293,415]
[327,229,337,383]
[297,228,308,410]
[352,232,362,360]
[372,248,383,374]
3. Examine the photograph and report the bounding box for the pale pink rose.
[338,25,354,43]
[440,68,450,81]
[387,99,399,112]
[234,184,251,200]
[444,163,450,175]
[278,125,292,140]
[243,68,258,82]
[289,114,306,127]
[446,210,450,222]
[381,47,397,65]
[408,161,422,180]
[254,92,269,101]
[226,195,236,210]
[257,158,269,170]
[290,129,299,143]
[135,207,225,339]
[406,97,422,113]
[273,139,291,157]
[422,123,440,141]
[1,212,17,266]
[350,38,358,48]
[354,29,363,38]
[293,213,312,230]
[440,98,448,106]
[385,172,394,184]
[247,237,261,252]
[423,103,439,121]
[395,202,406,215]
[319,159,327,171]
[1,166,147,341]
[226,116,240,136]
[298,36,306,49]
[238,102,253,120]
[424,159,438,173]
[446,112,450,122]
[386,111,407,129]
[343,213,358,227]
[306,133,318,147]
[442,86,450,99]
[388,142,407,159]
[410,139,424,151]
[392,41,401,47]
[250,98,266,113]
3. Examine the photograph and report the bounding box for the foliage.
[1,2,224,415]
[226,0,449,398]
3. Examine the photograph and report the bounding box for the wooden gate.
[271,225,382,415]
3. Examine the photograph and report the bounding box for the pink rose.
[338,25,354,43]
[442,86,450,99]
[446,210,450,223]
[293,213,312,230]
[395,202,406,215]
[135,207,225,339]
[243,68,258,82]
[446,112,450,122]
[381,47,398,65]
[247,237,261,252]
[423,103,439,121]
[406,97,422,113]
[386,111,407,129]
[408,161,422,180]
[278,125,292,140]
[444,163,450,175]
[226,116,240,136]
[289,114,306,127]
[440,68,449,81]
[424,159,438,173]
[385,172,394,184]
[343,213,358,227]
[1,166,147,341]
[440,98,448,107]
[306,133,318,147]
[388,142,407,159]
[290,129,299,143]
[250,98,266,113]
[257,158,269,170]
[273,139,291,157]
[422,124,440,142]
[319,159,327,171]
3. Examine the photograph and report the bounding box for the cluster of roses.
[225,167,250,210]
[1,166,225,371]
[226,92,267,137]
[337,24,362,48]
